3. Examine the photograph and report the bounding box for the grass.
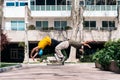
[0,62,18,68]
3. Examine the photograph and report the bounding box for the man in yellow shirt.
[30,36,51,60]
[30,36,61,61]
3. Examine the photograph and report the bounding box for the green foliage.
[80,54,94,62]
[28,25,35,30]
[93,39,120,69]
[18,42,25,47]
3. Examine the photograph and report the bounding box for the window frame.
[54,21,67,30]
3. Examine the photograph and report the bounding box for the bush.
[28,25,35,30]
[93,39,120,70]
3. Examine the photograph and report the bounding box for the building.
[1,0,120,62]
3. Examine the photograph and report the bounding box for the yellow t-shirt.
[38,36,51,49]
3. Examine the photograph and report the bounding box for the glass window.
[36,0,45,5]
[54,21,67,30]
[43,21,48,28]
[109,21,115,27]
[36,21,48,29]
[46,0,55,5]
[84,21,89,27]
[96,0,105,5]
[11,21,25,30]
[18,21,25,30]
[20,2,28,6]
[118,1,120,5]
[79,1,84,5]
[67,1,71,5]
[61,21,67,28]
[85,0,94,5]
[36,21,41,27]
[54,21,60,28]
[102,21,108,27]
[84,21,96,30]
[57,0,66,5]
[16,2,19,6]
[6,2,15,6]
[11,21,17,30]
[90,21,96,27]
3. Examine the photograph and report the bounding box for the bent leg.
[55,41,69,58]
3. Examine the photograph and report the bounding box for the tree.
[0,0,7,51]
[0,28,8,51]
[66,0,84,62]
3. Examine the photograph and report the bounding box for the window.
[36,0,45,5]
[16,2,19,6]
[79,1,84,6]
[85,0,94,5]
[57,0,66,5]
[46,0,55,5]
[20,2,28,6]
[6,2,28,7]
[118,1,120,5]
[36,21,48,29]
[102,21,115,30]
[67,1,71,5]
[11,21,25,30]
[10,48,23,59]
[54,21,67,30]
[84,21,96,30]
[6,2,15,6]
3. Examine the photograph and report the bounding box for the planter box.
[95,62,102,68]
[109,60,120,73]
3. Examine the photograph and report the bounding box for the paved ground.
[0,63,120,80]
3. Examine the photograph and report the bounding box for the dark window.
[36,0,45,5]
[6,2,15,6]
[109,21,115,27]
[96,0,105,5]
[30,1,35,5]
[102,21,115,27]
[85,0,94,5]
[67,1,71,5]
[16,2,19,6]
[90,21,96,27]
[102,21,108,27]
[46,0,55,5]
[118,1,120,5]
[36,21,41,27]
[57,0,66,5]
[79,1,84,5]
[84,21,89,27]
[20,2,28,6]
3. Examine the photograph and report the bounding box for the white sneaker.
[54,54,61,62]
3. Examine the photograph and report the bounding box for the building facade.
[1,0,120,62]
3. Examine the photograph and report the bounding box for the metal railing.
[85,5,119,11]
[30,5,71,11]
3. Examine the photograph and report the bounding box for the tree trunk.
[23,6,29,63]
[66,0,84,62]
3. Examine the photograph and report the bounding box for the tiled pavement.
[0,63,120,80]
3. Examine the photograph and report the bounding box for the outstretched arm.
[30,46,38,58]
[81,41,92,48]
[32,52,38,61]
[83,43,91,48]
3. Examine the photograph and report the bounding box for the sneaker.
[60,57,65,63]
[61,57,65,65]
[54,54,61,62]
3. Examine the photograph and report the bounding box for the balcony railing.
[30,5,71,11]
[85,5,120,11]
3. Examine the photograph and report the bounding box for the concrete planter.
[95,61,120,73]
[95,61,101,68]
[109,60,120,73]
